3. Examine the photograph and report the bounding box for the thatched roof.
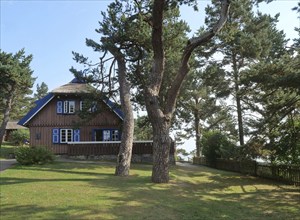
[6,121,26,130]
[51,78,94,94]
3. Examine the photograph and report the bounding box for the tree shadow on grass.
[0,203,120,220]
[1,161,299,220]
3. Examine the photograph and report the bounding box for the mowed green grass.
[0,143,16,159]
[0,161,299,220]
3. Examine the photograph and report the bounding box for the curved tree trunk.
[114,56,134,176]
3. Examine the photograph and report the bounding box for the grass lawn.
[0,143,16,160]
[0,161,299,220]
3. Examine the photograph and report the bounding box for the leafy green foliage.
[134,116,152,140]
[176,62,234,156]
[0,49,35,146]
[8,129,29,146]
[201,131,237,165]
[0,49,35,120]
[203,0,289,148]
[15,146,54,165]
[34,82,49,100]
[176,148,190,161]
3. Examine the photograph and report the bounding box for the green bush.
[9,129,30,146]
[15,146,54,165]
[201,131,237,166]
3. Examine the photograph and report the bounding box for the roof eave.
[18,93,55,126]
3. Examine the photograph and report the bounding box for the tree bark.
[114,55,134,176]
[146,0,231,183]
[152,127,171,183]
[144,89,171,183]
[0,86,15,146]
[194,110,201,157]
[233,54,245,146]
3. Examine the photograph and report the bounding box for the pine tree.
[34,82,49,100]
[0,49,35,146]
[204,0,284,146]
[176,63,232,157]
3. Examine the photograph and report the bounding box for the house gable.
[18,93,124,127]
[19,77,124,127]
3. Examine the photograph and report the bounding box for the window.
[93,129,120,141]
[60,129,73,143]
[57,100,75,114]
[103,130,111,141]
[63,101,75,114]
[111,130,119,141]
[52,128,80,144]
[79,101,83,111]
[80,100,98,113]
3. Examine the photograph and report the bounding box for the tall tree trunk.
[146,0,230,183]
[233,55,244,146]
[143,86,171,183]
[194,110,201,157]
[152,127,171,183]
[236,94,244,146]
[0,87,14,146]
[114,56,134,176]
[149,107,171,183]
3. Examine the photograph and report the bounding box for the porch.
[67,141,176,164]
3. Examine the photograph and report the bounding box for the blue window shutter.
[73,129,80,142]
[52,128,59,143]
[57,101,63,114]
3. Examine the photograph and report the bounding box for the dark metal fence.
[193,157,300,186]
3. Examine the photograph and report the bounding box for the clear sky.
[1,0,299,92]
[1,0,299,154]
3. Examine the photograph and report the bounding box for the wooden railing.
[67,141,175,156]
[193,157,300,186]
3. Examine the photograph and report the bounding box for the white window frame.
[103,130,111,141]
[60,129,73,143]
[80,100,98,113]
[111,130,119,141]
[79,101,83,111]
[63,101,75,114]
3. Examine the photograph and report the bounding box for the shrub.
[9,129,30,146]
[15,146,54,165]
[201,131,237,166]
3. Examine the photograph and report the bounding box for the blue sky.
[1,0,299,93]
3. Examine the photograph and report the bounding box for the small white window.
[63,101,69,114]
[63,101,75,114]
[69,101,75,113]
[80,100,97,113]
[111,130,119,141]
[60,129,73,143]
[103,130,111,141]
